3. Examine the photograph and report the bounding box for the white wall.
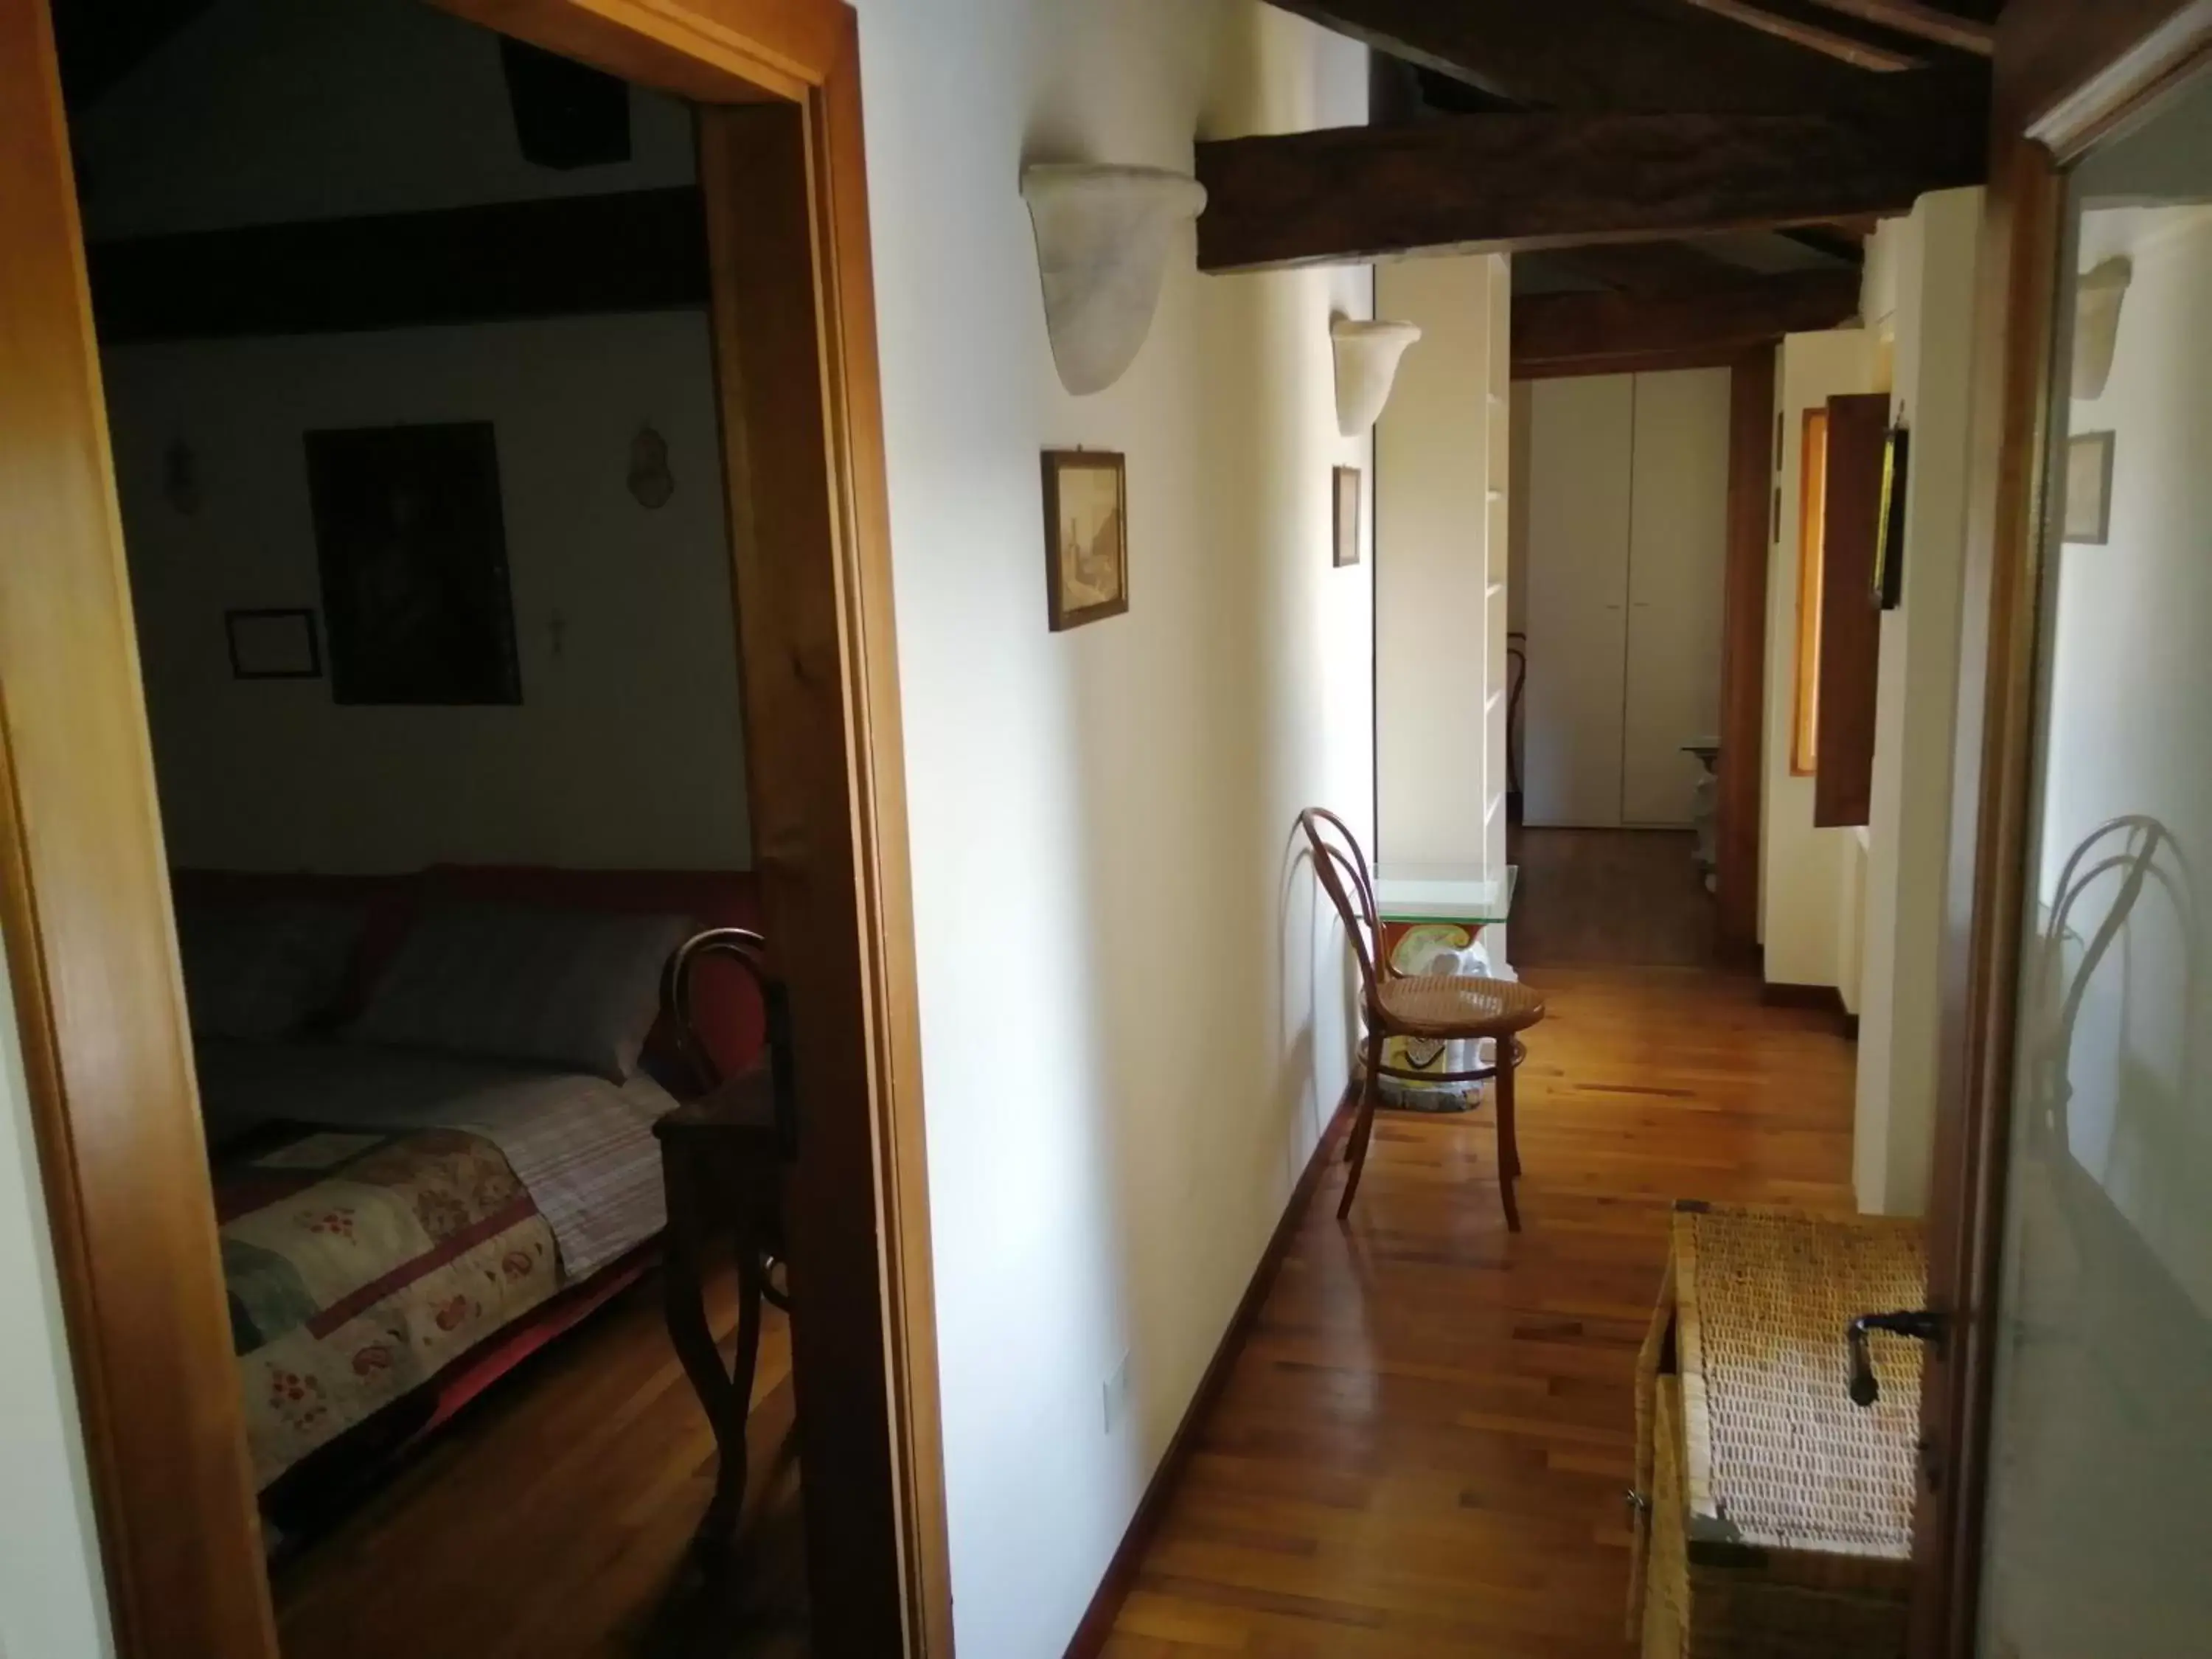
[2033,193,2212,1301]
[1851,189,1983,1215]
[1374,254,1512,897]
[105,315,751,874]
[0,949,116,1659]
[77,0,747,877]
[1760,327,1874,987]
[852,3,1374,1653]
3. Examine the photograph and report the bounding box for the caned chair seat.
[1378,974,1546,1041]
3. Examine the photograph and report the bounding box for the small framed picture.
[1872,424,1910,610]
[1041,449,1128,632]
[226,608,322,680]
[1333,465,1363,567]
[2063,431,2115,545]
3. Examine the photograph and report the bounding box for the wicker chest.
[1630,1202,1927,1659]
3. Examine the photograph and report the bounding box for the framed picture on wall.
[1333,465,1363,567]
[2064,431,2115,544]
[1872,423,1910,610]
[225,608,321,680]
[306,421,523,704]
[1041,448,1128,632]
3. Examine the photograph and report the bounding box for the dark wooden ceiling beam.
[1801,0,1995,55]
[1260,0,1882,113]
[1194,78,1987,273]
[1512,268,1863,377]
[87,189,709,342]
[1674,0,1926,70]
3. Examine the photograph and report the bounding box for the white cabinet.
[1521,367,1731,829]
[1523,376,1633,827]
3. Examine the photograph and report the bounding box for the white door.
[1523,375,1632,827]
[1622,368,1732,826]
[1972,73,2212,1658]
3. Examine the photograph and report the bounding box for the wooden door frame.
[1510,345,1774,957]
[1912,3,2212,1655]
[0,0,949,1655]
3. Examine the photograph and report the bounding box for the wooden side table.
[654,1063,785,1550]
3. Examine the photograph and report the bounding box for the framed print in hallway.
[1041,448,1127,631]
[306,420,522,705]
[1333,464,1362,566]
[225,608,321,680]
[2064,431,2115,544]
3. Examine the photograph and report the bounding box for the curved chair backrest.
[660,925,780,1094]
[1298,807,1383,1007]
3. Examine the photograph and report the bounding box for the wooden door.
[1622,367,1732,827]
[1524,374,1633,827]
[1911,8,2212,1657]
[0,1,278,1652]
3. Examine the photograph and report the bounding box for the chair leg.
[1338,1027,1385,1220]
[1346,1027,1380,1161]
[1495,1041,1522,1232]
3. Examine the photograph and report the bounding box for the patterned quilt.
[215,1121,563,1491]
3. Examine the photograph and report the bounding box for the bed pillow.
[175,899,370,1042]
[346,904,694,1081]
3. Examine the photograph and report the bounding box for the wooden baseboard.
[1760,980,1859,1040]
[1061,1082,1357,1658]
[1759,980,1846,1013]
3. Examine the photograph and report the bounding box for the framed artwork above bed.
[305,421,523,706]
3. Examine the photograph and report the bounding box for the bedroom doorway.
[0,1,947,1657]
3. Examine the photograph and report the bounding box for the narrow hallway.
[1096,917,1854,1653]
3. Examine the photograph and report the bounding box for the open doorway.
[1509,366,1734,969]
[0,0,946,1654]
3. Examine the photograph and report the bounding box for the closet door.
[1622,368,1733,827]
[1523,375,1633,827]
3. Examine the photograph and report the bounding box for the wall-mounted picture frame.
[1041,448,1128,632]
[225,608,322,680]
[1333,465,1363,567]
[2064,431,2115,545]
[306,421,522,705]
[1872,422,1910,610]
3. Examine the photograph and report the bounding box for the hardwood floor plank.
[1096,953,1854,1657]
[276,1258,804,1659]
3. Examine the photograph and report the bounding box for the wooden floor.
[1097,963,1858,1656]
[1508,827,1716,969]
[275,1258,807,1659]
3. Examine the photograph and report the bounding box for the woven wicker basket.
[1630,1202,1927,1659]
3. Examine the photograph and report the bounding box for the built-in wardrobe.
[1515,367,1731,828]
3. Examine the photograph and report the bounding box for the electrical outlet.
[1102,1350,1131,1436]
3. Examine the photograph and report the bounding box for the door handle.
[1846,1308,1950,1406]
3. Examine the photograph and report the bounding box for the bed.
[173,865,765,1527]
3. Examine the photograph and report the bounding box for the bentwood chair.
[655,927,792,1551]
[1298,807,1546,1228]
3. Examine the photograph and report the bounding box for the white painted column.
[1374,254,1512,961]
[1854,189,1986,1215]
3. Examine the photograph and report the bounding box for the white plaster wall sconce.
[1021,163,1208,396]
[1331,318,1422,437]
[2073,257,2132,400]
